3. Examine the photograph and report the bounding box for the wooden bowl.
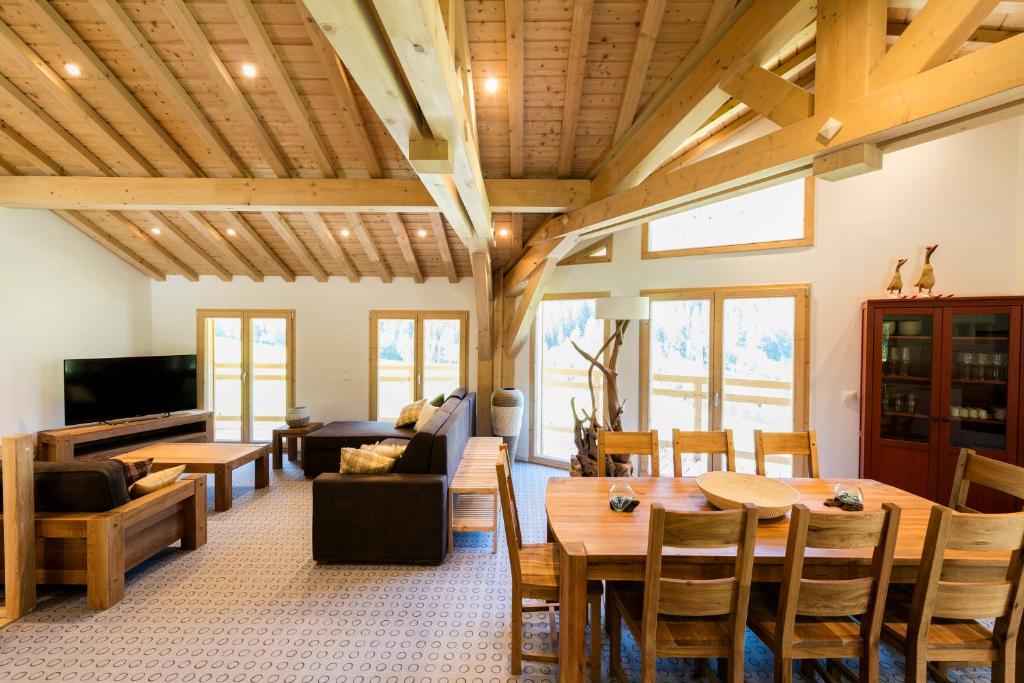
[696,471,800,520]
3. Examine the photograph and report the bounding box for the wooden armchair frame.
[1,474,207,610]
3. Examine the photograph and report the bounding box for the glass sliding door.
[198,310,295,443]
[370,311,468,421]
[535,294,609,466]
[642,286,809,476]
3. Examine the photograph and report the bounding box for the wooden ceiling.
[0,0,1020,281]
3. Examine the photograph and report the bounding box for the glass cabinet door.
[878,312,935,444]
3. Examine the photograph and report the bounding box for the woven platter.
[696,471,800,520]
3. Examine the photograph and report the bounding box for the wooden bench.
[447,437,504,554]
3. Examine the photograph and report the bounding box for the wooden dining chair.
[672,429,736,476]
[747,503,901,682]
[949,447,1024,512]
[753,429,819,477]
[598,430,660,477]
[607,502,758,682]
[882,505,1024,682]
[495,453,603,680]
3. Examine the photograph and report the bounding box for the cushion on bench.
[34,460,131,512]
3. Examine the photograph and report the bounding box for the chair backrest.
[775,503,900,651]
[949,448,1024,513]
[910,505,1024,646]
[598,430,660,477]
[496,446,523,578]
[754,430,819,478]
[672,429,736,476]
[642,503,758,651]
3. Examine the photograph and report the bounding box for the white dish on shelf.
[897,320,923,335]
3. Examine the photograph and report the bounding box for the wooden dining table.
[545,476,1009,683]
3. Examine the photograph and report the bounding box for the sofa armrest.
[312,473,448,564]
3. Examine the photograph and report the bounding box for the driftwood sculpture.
[569,319,633,477]
[914,244,938,295]
[887,258,908,296]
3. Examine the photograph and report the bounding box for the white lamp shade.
[595,296,650,321]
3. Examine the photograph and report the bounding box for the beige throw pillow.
[360,442,407,459]
[414,403,439,431]
[340,447,396,474]
[394,399,426,427]
[129,465,186,499]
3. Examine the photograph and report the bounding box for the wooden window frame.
[196,309,296,443]
[559,235,614,266]
[369,310,469,421]
[529,291,612,470]
[641,177,815,260]
[638,284,810,470]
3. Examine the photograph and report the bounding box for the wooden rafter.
[107,212,198,281]
[557,0,595,177]
[654,110,760,177]
[590,0,816,197]
[817,0,887,110]
[504,258,558,356]
[143,212,232,282]
[0,155,18,176]
[87,0,248,178]
[303,212,359,283]
[0,122,64,176]
[429,213,459,283]
[178,212,264,282]
[385,213,424,283]
[720,63,814,127]
[870,0,1001,91]
[344,212,392,283]
[505,0,525,177]
[612,0,667,144]
[55,210,165,280]
[262,212,328,282]
[223,212,296,282]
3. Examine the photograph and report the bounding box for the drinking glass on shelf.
[900,347,912,375]
[962,352,975,381]
[905,394,917,414]
[991,353,1005,381]
[974,353,990,381]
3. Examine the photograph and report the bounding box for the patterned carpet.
[0,461,993,681]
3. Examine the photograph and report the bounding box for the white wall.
[148,278,479,423]
[515,116,1024,476]
[0,208,152,434]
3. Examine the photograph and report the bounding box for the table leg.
[297,436,306,468]
[214,465,232,512]
[287,436,298,461]
[255,452,270,489]
[559,542,588,683]
[272,434,282,469]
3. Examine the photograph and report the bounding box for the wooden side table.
[448,436,504,554]
[271,422,323,469]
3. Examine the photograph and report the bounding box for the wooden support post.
[1,434,36,624]
[815,0,887,110]
[813,143,883,181]
[85,514,125,610]
[472,250,494,436]
[181,475,207,550]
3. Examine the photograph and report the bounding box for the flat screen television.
[63,354,198,425]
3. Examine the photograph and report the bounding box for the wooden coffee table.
[117,442,271,512]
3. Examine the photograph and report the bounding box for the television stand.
[37,410,214,462]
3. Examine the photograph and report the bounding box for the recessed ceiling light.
[64,63,81,77]
[241,63,258,79]
[226,227,237,236]
[416,229,428,238]
[484,77,499,93]
[340,228,351,237]
[497,227,510,238]
[150,227,161,236]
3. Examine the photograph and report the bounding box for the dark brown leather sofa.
[310,390,475,564]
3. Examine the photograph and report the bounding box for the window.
[640,285,809,476]
[197,309,295,443]
[532,293,610,466]
[643,178,814,258]
[370,311,468,421]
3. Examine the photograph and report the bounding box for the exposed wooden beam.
[888,22,1019,45]
[0,176,590,213]
[813,143,883,181]
[344,212,393,282]
[0,122,64,176]
[0,155,18,176]
[654,110,760,177]
[303,212,359,283]
[385,213,424,283]
[228,0,333,177]
[163,0,291,178]
[505,258,558,357]
[613,0,667,144]
[179,211,264,282]
[590,0,816,197]
[720,63,813,127]
[816,0,887,110]
[887,0,1021,11]
[262,212,328,282]
[0,16,156,176]
[88,0,248,178]
[531,32,1024,243]
[55,210,166,280]
[144,212,232,281]
[370,0,493,242]
[107,212,199,281]
[871,0,1001,91]
[505,0,525,176]
[701,0,739,42]
[429,213,459,283]
[472,250,493,358]
[222,212,296,282]
[557,0,595,177]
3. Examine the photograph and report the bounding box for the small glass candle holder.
[833,482,864,507]
[609,483,638,512]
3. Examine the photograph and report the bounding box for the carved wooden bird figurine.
[887,258,909,296]
[914,244,938,295]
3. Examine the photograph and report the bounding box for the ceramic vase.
[490,387,524,457]
[286,405,310,428]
